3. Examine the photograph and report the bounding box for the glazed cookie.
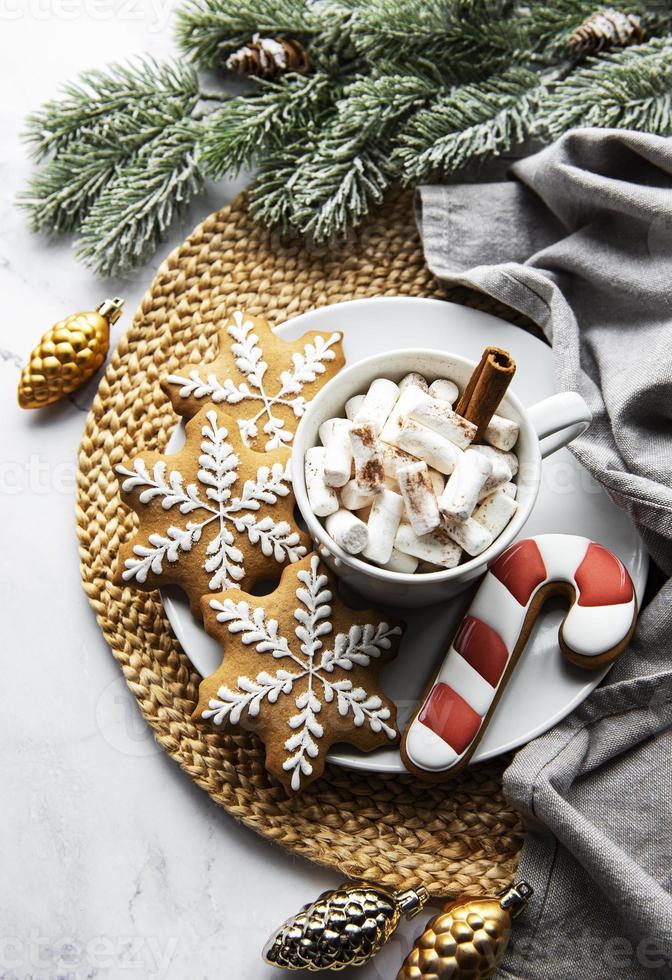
[402,534,637,780]
[115,406,309,616]
[195,554,404,793]
[163,309,344,453]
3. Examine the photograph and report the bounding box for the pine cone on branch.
[569,8,643,56]
[226,34,309,80]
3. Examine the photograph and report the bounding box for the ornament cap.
[97,296,124,324]
[396,886,429,919]
[498,880,533,917]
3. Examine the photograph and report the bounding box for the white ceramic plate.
[163,297,647,775]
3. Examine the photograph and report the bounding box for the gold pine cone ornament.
[398,881,533,980]
[263,883,429,971]
[18,297,123,409]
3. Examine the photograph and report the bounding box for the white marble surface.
[0,8,429,978]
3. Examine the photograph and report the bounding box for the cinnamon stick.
[456,346,516,443]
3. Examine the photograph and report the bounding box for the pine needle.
[200,72,335,177]
[396,68,543,180]
[74,120,204,276]
[175,0,316,67]
[541,38,672,137]
[23,58,199,160]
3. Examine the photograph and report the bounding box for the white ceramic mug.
[292,349,591,608]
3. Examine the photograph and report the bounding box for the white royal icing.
[117,410,306,590]
[166,311,341,451]
[203,556,401,792]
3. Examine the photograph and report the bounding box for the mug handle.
[526,391,592,459]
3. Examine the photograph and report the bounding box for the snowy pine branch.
[22,58,200,160]
[396,68,544,180]
[201,72,334,177]
[541,38,672,138]
[19,0,672,274]
[74,119,204,277]
[176,0,317,67]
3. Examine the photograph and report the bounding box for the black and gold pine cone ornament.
[226,34,309,80]
[397,881,533,980]
[263,882,429,971]
[568,8,643,56]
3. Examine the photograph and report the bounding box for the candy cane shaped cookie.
[402,534,638,780]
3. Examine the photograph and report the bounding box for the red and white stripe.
[404,533,636,776]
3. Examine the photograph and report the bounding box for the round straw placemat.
[77,188,526,898]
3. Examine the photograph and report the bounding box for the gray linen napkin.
[416,129,672,979]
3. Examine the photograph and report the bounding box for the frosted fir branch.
[297,144,394,239]
[351,0,529,78]
[280,73,438,238]
[204,669,299,725]
[209,597,294,658]
[117,459,206,514]
[396,68,544,181]
[201,72,334,177]
[19,139,124,236]
[540,38,672,138]
[74,118,204,277]
[122,522,205,583]
[22,57,200,160]
[175,0,316,67]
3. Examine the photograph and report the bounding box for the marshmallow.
[379,441,417,480]
[484,413,520,452]
[363,489,405,566]
[472,487,518,539]
[355,378,400,434]
[396,419,464,475]
[477,478,517,503]
[325,508,369,555]
[428,378,459,404]
[379,548,420,573]
[399,372,429,393]
[394,524,462,568]
[441,516,493,557]
[305,447,339,517]
[439,448,493,522]
[344,394,365,422]
[340,479,375,512]
[398,461,441,536]
[322,418,353,488]
[471,443,519,478]
[350,421,386,494]
[379,384,426,445]
[428,468,445,497]
[318,418,337,446]
[409,394,477,450]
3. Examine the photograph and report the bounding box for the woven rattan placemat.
[76,188,526,898]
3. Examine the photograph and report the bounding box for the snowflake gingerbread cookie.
[115,405,309,615]
[162,310,344,453]
[195,554,405,793]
